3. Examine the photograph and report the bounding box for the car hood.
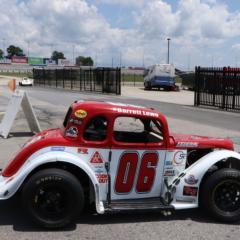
[170,133,234,150]
[2,128,77,177]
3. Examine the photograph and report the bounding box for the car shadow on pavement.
[0,197,77,232]
[0,197,239,232]
[76,210,240,226]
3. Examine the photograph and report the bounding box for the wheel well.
[199,157,240,200]
[20,162,95,206]
[187,148,213,167]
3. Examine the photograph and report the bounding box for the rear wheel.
[22,168,85,228]
[144,82,151,90]
[201,168,240,222]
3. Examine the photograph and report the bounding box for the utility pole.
[72,45,75,65]
[50,44,54,58]
[27,41,30,57]
[142,49,145,68]
[2,38,6,57]
[187,53,191,71]
[119,52,122,68]
[167,38,171,64]
[95,53,98,67]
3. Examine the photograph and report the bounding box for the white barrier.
[0,90,41,138]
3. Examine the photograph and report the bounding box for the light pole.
[119,51,122,68]
[27,41,30,57]
[72,45,75,65]
[167,38,171,64]
[2,38,6,58]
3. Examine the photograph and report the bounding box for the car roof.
[71,100,160,118]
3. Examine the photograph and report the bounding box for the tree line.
[0,45,94,66]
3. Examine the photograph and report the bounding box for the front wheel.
[22,168,85,228]
[201,168,240,222]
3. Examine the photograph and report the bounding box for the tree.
[7,45,25,59]
[76,56,94,66]
[0,49,3,59]
[51,51,65,61]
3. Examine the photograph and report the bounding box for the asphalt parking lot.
[0,78,240,240]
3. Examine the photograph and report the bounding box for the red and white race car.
[0,101,240,228]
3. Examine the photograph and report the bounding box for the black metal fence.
[195,67,240,111]
[33,67,121,95]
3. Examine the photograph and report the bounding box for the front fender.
[0,151,99,200]
[173,150,240,209]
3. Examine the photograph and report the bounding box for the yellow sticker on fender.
[75,109,87,119]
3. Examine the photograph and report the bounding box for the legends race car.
[0,101,240,228]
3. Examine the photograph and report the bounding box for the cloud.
[0,0,117,60]
[0,0,240,68]
[94,0,145,7]
[135,0,240,40]
[232,44,240,51]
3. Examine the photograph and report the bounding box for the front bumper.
[0,174,25,200]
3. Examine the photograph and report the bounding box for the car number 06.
[115,152,158,193]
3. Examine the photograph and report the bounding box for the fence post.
[83,70,86,91]
[118,68,121,95]
[102,69,104,93]
[222,67,226,110]
[194,66,200,106]
[63,69,65,88]
[70,68,73,90]
[90,68,93,92]
[79,68,82,91]
[43,68,46,87]
[213,70,216,106]
[232,71,236,110]
[55,69,58,88]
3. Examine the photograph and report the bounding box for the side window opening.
[83,116,108,141]
[114,117,163,143]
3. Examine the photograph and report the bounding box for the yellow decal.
[75,109,87,119]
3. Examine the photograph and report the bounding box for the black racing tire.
[201,168,240,222]
[22,168,85,228]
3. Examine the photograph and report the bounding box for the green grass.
[0,71,33,78]
[174,75,183,84]
[121,74,144,82]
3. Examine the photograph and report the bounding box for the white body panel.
[110,150,166,200]
[172,150,240,209]
[1,146,240,213]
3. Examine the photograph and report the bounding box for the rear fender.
[172,150,240,209]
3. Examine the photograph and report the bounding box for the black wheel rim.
[33,184,71,221]
[213,180,240,212]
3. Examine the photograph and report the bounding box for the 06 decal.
[115,152,158,194]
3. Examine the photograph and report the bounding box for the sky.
[1,0,240,69]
